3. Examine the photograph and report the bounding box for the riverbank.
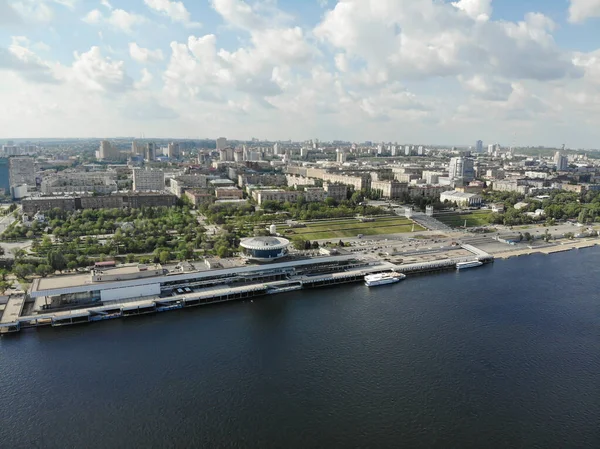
[492,238,600,259]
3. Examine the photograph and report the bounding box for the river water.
[1,249,600,448]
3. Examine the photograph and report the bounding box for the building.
[184,189,214,207]
[323,182,348,202]
[492,180,529,194]
[336,149,347,164]
[422,171,444,185]
[215,187,243,200]
[22,196,78,214]
[476,140,483,152]
[8,156,35,189]
[320,173,371,191]
[41,171,118,195]
[22,193,177,214]
[98,141,120,161]
[440,190,482,207]
[554,152,569,171]
[449,157,475,182]
[239,173,287,187]
[133,169,165,192]
[144,143,157,161]
[302,187,326,202]
[216,137,228,150]
[490,203,505,213]
[252,189,301,205]
[370,180,408,199]
[167,142,180,159]
[169,175,208,197]
[239,236,290,262]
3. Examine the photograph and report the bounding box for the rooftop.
[240,236,291,250]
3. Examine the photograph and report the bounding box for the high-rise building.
[336,148,347,164]
[9,156,35,188]
[145,143,157,161]
[99,140,119,161]
[449,156,475,182]
[554,152,569,171]
[133,168,165,191]
[216,137,228,150]
[167,142,180,159]
[476,140,483,152]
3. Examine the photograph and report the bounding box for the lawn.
[278,217,425,240]
[435,211,492,228]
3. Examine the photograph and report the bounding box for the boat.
[364,272,406,287]
[456,261,483,270]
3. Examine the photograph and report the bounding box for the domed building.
[239,236,290,262]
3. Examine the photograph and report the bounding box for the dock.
[1,248,495,335]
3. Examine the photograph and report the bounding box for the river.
[1,248,599,448]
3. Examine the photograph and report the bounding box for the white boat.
[456,261,483,270]
[364,272,406,287]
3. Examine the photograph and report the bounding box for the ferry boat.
[364,272,406,287]
[456,261,483,270]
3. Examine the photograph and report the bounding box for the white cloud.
[10,0,54,23]
[58,46,132,92]
[211,0,267,30]
[144,0,201,28]
[101,0,112,10]
[82,9,102,24]
[134,68,153,89]
[82,8,147,33]
[129,42,164,63]
[451,0,492,21]
[568,0,600,23]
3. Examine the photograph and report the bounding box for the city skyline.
[1,0,600,147]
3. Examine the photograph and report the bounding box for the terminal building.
[239,236,290,262]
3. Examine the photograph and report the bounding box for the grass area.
[278,217,425,240]
[435,211,492,228]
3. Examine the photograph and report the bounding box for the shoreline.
[491,238,600,259]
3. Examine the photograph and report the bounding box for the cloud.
[82,8,147,33]
[144,0,201,28]
[568,0,600,23]
[315,1,579,82]
[9,0,54,23]
[129,42,164,63]
[82,9,102,24]
[0,37,58,83]
[59,46,132,92]
[451,0,492,21]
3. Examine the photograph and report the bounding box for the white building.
[133,168,165,192]
[336,149,347,164]
[440,190,482,207]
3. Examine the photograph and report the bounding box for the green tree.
[48,251,67,271]
[158,250,171,264]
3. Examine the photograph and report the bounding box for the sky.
[1,0,600,148]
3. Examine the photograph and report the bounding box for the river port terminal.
[2,230,600,335]
[0,240,494,334]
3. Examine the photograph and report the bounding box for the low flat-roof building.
[440,190,482,207]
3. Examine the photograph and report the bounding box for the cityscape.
[2,0,600,447]
[0,136,599,331]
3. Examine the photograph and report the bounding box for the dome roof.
[240,236,290,251]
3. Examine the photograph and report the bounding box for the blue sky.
[1,0,600,148]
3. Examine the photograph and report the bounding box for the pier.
[0,248,495,335]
